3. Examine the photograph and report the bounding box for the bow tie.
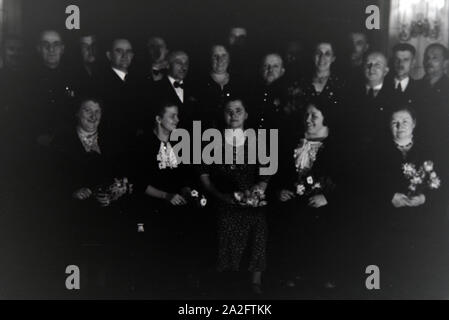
[173,81,184,89]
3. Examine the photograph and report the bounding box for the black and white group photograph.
[0,0,449,302]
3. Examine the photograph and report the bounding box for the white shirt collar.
[366,83,383,92]
[168,75,183,86]
[112,67,127,81]
[394,77,410,91]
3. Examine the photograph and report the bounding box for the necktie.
[367,88,375,99]
[396,82,403,93]
[174,81,184,89]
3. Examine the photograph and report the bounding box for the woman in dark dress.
[365,106,444,298]
[130,101,199,295]
[52,97,130,296]
[286,41,346,116]
[200,98,269,294]
[200,45,242,128]
[275,101,347,291]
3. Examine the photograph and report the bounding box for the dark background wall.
[20,0,389,71]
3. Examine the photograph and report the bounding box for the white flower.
[423,161,434,172]
[403,163,417,177]
[430,172,437,179]
[259,201,268,207]
[191,190,199,198]
[312,182,322,190]
[296,184,306,196]
[430,177,441,189]
[234,192,244,202]
[200,197,207,207]
[306,176,314,185]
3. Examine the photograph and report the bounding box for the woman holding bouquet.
[366,106,443,298]
[200,98,269,295]
[130,101,201,296]
[52,97,130,297]
[275,101,348,292]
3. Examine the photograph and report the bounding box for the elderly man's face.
[3,39,23,69]
[148,37,168,62]
[364,53,389,84]
[107,39,134,72]
[37,31,64,69]
[80,35,97,64]
[350,33,369,63]
[424,46,448,77]
[393,50,414,80]
[211,46,230,74]
[262,55,285,85]
[314,43,336,72]
[169,53,189,81]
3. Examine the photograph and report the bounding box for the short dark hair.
[77,96,103,112]
[314,40,336,56]
[223,96,248,112]
[108,37,132,51]
[425,43,449,60]
[390,105,417,123]
[392,43,416,56]
[153,100,179,120]
[303,100,336,128]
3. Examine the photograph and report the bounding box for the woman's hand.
[96,193,111,207]
[392,193,409,208]
[279,190,295,202]
[166,193,187,206]
[308,194,328,208]
[250,182,267,194]
[73,188,92,200]
[408,194,426,207]
[392,193,425,208]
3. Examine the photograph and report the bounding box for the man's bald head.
[261,53,285,85]
[364,51,389,86]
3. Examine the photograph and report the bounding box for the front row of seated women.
[51,95,447,297]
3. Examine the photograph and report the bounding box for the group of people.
[1,26,449,299]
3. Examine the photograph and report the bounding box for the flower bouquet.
[295,175,334,198]
[188,189,208,208]
[234,186,267,208]
[402,161,441,196]
[94,177,133,207]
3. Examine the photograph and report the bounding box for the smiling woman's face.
[390,110,416,141]
[304,105,326,136]
[77,100,101,132]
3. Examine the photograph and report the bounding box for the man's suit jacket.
[95,67,141,141]
[384,76,423,109]
[348,82,396,145]
[152,76,201,130]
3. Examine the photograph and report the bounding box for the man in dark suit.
[418,43,449,144]
[152,51,200,130]
[249,53,288,131]
[73,33,101,97]
[26,29,77,148]
[349,51,395,145]
[96,37,140,141]
[386,43,423,108]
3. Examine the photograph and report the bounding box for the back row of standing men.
[0,28,448,154]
